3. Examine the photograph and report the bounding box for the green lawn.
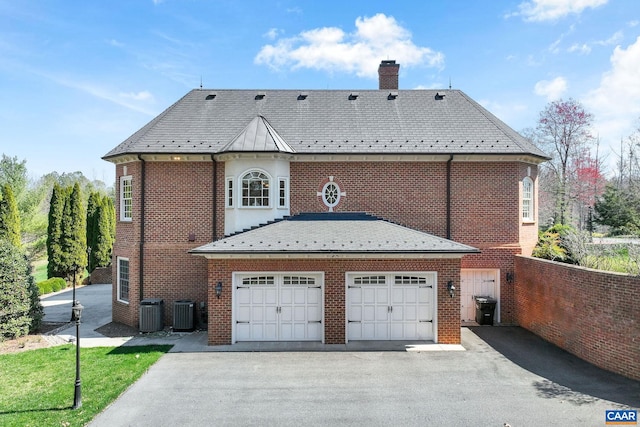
[32,261,48,283]
[0,344,172,426]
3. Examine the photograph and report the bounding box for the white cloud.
[534,76,568,100]
[119,91,154,101]
[254,13,444,78]
[263,28,281,40]
[568,43,591,54]
[513,0,608,22]
[595,30,623,46]
[584,36,640,148]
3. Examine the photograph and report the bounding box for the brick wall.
[515,256,640,381]
[112,161,214,328]
[90,266,111,284]
[291,161,531,248]
[207,258,461,345]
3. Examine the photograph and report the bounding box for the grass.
[32,261,48,283]
[0,344,172,427]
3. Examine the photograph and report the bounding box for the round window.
[322,182,340,208]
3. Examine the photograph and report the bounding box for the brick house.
[103,60,548,345]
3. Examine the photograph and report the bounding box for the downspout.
[138,155,146,302]
[211,155,218,241]
[446,154,453,240]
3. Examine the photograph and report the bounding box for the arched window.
[522,177,534,221]
[242,171,270,207]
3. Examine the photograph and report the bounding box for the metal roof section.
[221,115,295,154]
[103,89,549,161]
[189,212,480,259]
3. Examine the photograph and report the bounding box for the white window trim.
[226,177,234,208]
[120,175,133,222]
[278,177,289,209]
[117,257,130,304]
[240,169,272,208]
[321,181,342,212]
[522,176,534,222]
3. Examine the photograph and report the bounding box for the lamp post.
[72,300,84,410]
[71,263,78,322]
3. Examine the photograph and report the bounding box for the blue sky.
[1,0,639,185]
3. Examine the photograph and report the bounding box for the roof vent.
[388,91,398,100]
[205,92,217,100]
[255,92,266,100]
[349,92,359,100]
[297,92,308,100]
[435,93,445,100]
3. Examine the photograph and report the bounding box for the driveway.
[88,330,639,426]
[41,285,639,426]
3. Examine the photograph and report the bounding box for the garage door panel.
[235,274,323,342]
[348,273,435,341]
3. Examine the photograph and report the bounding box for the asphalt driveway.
[41,285,639,426]
[88,327,639,427]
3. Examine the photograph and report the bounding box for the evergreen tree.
[61,183,86,281]
[93,195,114,269]
[86,191,101,272]
[46,183,66,278]
[0,239,43,338]
[0,184,21,247]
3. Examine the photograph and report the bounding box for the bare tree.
[536,99,595,225]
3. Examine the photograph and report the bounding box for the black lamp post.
[72,300,84,410]
[71,263,78,322]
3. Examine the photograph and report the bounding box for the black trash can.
[475,296,497,325]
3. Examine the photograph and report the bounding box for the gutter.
[446,154,453,240]
[138,155,146,302]
[212,155,217,241]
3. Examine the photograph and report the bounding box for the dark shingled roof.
[103,89,548,159]
[189,213,479,257]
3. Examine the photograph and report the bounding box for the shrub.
[0,240,44,339]
[37,281,52,295]
[37,277,66,294]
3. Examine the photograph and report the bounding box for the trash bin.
[475,296,497,325]
[139,298,164,332]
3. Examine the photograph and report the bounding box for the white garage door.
[234,274,323,342]
[347,273,435,341]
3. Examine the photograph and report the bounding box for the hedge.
[37,277,67,295]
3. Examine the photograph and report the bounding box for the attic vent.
[348,92,359,100]
[255,92,266,100]
[435,93,445,100]
[388,91,398,100]
[297,92,308,100]
[205,92,217,100]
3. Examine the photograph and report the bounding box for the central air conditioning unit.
[173,300,195,332]
[139,298,164,332]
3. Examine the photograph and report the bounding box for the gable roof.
[189,212,479,259]
[103,89,548,160]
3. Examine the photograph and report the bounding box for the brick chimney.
[378,60,399,90]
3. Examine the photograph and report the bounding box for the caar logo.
[606,410,637,425]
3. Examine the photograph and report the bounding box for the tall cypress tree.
[47,183,66,278]
[86,192,101,272]
[61,183,86,280]
[0,184,21,247]
[93,196,114,269]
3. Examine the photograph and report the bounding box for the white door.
[234,274,322,342]
[460,269,499,323]
[348,274,435,341]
